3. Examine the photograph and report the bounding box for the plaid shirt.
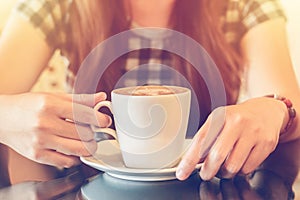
[15,0,286,89]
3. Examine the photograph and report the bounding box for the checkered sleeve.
[15,0,71,48]
[241,0,286,36]
[223,0,286,46]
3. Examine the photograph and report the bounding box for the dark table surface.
[1,138,299,200]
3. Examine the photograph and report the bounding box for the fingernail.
[96,92,107,101]
[100,92,107,100]
[176,162,188,180]
[176,168,185,180]
[107,116,112,127]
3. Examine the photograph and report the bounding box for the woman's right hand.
[0,92,111,168]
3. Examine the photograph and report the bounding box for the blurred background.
[0,0,299,197]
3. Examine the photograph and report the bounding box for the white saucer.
[80,139,202,181]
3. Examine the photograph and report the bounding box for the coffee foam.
[114,85,187,96]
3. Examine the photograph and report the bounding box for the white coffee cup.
[91,85,191,169]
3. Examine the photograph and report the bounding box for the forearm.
[240,18,300,142]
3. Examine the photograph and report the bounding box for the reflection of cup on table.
[91,85,191,169]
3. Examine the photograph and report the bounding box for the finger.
[52,100,112,128]
[34,149,81,168]
[200,121,242,180]
[72,92,107,107]
[176,117,210,181]
[53,92,111,126]
[218,138,253,179]
[240,145,272,175]
[44,93,112,128]
[73,102,112,127]
[46,118,95,142]
[56,92,107,107]
[199,107,227,159]
[43,135,97,157]
[176,107,226,181]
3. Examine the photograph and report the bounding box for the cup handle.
[91,101,117,142]
[93,128,117,142]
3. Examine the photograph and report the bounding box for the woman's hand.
[176,97,288,180]
[0,92,111,168]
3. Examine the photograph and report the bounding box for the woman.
[0,0,299,182]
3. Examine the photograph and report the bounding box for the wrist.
[265,94,296,135]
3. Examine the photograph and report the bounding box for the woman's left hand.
[176,97,288,181]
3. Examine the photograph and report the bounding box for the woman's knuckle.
[34,120,51,136]
[228,112,243,125]
[265,138,278,151]
[251,125,262,134]
[63,159,76,168]
[241,166,253,175]
[77,109,94,124]
[209,149,226,163]
[224,164,239,175]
